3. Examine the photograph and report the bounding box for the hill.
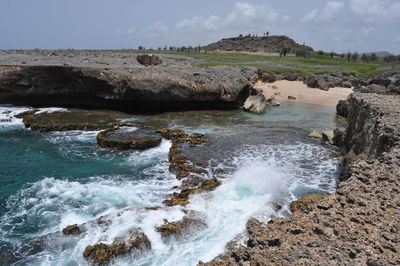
[206,35,314,53]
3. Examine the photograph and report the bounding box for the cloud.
[302,9,318,22]
[349,0,400,23]
[321,1,344,21]
[302,1,344,22]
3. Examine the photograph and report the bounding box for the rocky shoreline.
[0,50,258,112]
[202,92,400,265]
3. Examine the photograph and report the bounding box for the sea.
[0,102,341,265]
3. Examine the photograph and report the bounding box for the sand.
[254,80,353,107]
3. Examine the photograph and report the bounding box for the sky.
[1,0,399,53]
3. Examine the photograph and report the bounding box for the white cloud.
[302,1,344,22]
[349,0,400,23]
[320,1,344,21]
[302,9,318,22]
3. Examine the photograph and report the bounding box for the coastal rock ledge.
[202,92,400,265]
[0,55,257,112]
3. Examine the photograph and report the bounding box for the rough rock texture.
[202,92,400,265]
[0,50,258,112]
[97,126,162,150]
[136,54,162,66]
[83,230,151,264]
[243,94,269,114]
[156,216,207,240]
[206,36,313,53]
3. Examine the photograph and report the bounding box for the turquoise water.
[0,103,341,265]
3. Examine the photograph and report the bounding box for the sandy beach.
[254,80,353,107]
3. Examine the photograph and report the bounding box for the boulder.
[258,72,277,83]
[288,96,296,100]
[308,130,322,139]
[322,130,335,144]
[243,94,269,114]
[136,54,162,66]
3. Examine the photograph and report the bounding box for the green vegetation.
[110,49,400,78]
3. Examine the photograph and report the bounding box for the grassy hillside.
[111,49,400,78]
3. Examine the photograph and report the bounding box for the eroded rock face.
[0,61,257,112]
[136,54,162,66]
[202,92,400,265]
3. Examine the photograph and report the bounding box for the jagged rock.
[336,100,349,117]
[83,231,151,264]
[258,72,276,83]
[155,217,206,240]
[97,127,162,150]
[388,85,400,95]
[355,84,387,94]
[163,178,220,206]
[62,224,81,235]
[136,54,162,66]
[308,130,322,139]
[243,94,269,114]
[289,194,325,213]
[288,96,296,100]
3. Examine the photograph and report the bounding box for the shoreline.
[254,80,353,107]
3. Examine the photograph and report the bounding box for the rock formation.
[206,36,313,53]
[202,92,400,265]
[0,51,258,112]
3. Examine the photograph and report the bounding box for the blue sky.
[1,0,399,53]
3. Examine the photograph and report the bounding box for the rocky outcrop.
[202,92,400,265]
[304,72,359,91]
[97,126,162,150]
[20,109,130,132]
[206,35,313,53]
[243,94,269,114]
[136,54,162,66]
[83,230,151,264]
[156,216,207,240]
[0,51,258,112]
[354,73,400,95]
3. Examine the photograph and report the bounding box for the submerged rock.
[163,178,220,206]
[155,217,206,240]
[243,94,269,114]
[97,126,162,150]
[83,230,151,264]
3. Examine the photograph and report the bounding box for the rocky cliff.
[206,35,313,53]
[203,92,400,265]
[0,50,258,112]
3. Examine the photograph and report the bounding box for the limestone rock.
[243,94,269,114]
[322,130,335,144]
[308,130,322,139]
[136,54,162,66]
